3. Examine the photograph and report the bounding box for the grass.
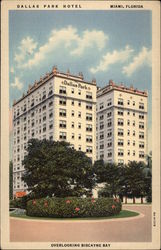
[10,210,139,220]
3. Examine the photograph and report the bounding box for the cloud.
[71,30,108,56]
[90,45,133,73]
[14,36,38,65]
[122,47,152,76]
[11,77,23,90]
[15,26,107,69]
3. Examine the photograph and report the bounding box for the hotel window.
[48,89,53,96]
[100,122,104,130]
[71,122,74,128]
[127,110,130,115]
[100,152,104,159]
[71,110,74,117]
[31,100,34,107]
[107,150,112,157]
[78,145,81,150]
[107,119,112,127]
[59,120,66,128]
[59,132,66,140]
[59,86,66,94]
[118,129,124,136]
[86,113,92,121]
[78,111,81,118]
[99,103,104,110]
[43,116,46,122]
[133,131,135,136]
[127,120,130,125]
[107,111,112,117]
[133,141,135,146]
[107,129,112,137]
[42,92,46,100]
[133,151,135,156]
[71,88,74,94]
[127,130,130,136]
[133,101,135,106]
[49,135,53,140]
[107,141,112,148]
[86,135,92,143]
[139,113,144,119]
[118,118,124,126]
[139,141,145,148]
[139,102,144,110]
[133,112,135,116]
[100,144,104,149]
[78,101,81,107]
[100,114,104,120]
[139,122,144,129]
[49,124,53,130]
[139,151,145,158]
[100,132,104,140]
[118,98,124,106]
[86,146,92,153]
[86,124,92,132]
[107,99,112,106]
[23,105,27,112]
[86,103,92,110]
[128,150,130,156]
[32,131,35,137]
[49,112,53,118]
[133,121,135,126]
[43,125,46,132]
[127,100,130,105]
[31,112,34,117]
[59,98,66,105]
[59,109,66,117]
[118,149,124,156]
[78,134,81,140]
[78,89,81,95]
[72,133,75,139]
[118,110,123,116]
[127,140,130,145]
[71,100,74,105]
[118,159,124,164]
[42,105,46,111]
[49,101,53,107]
[118,139,124,146]
[86,91,92,99]
[71,144,74,150]
[78,123,81,129]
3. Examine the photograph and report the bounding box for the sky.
[9,10,152,152]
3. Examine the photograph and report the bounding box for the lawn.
[10,210,139,220]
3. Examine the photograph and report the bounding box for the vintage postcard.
[1,0,160,249]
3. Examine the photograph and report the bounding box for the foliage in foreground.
[26,197,121,218]
[22,139,95,198]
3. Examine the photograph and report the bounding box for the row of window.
[59,86,93,99]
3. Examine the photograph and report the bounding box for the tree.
[22,139,95,198]
[124,161,146,204]
[93,161,123,198]
[9,161,13,200]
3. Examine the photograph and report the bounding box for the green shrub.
[26,197,121,218]
[10,196,30,209]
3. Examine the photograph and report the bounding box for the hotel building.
[96,80,148,164]
[12,67,97,197]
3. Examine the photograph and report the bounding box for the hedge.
[26,197,121,218]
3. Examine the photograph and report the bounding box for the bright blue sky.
[9,10,152,151]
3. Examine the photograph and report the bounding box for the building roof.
[97,80,148,98]
[13,66,96,106]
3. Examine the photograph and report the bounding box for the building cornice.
[13,67,96,107]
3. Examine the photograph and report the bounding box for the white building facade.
[12,67,97,197]
[96,80,148,164]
